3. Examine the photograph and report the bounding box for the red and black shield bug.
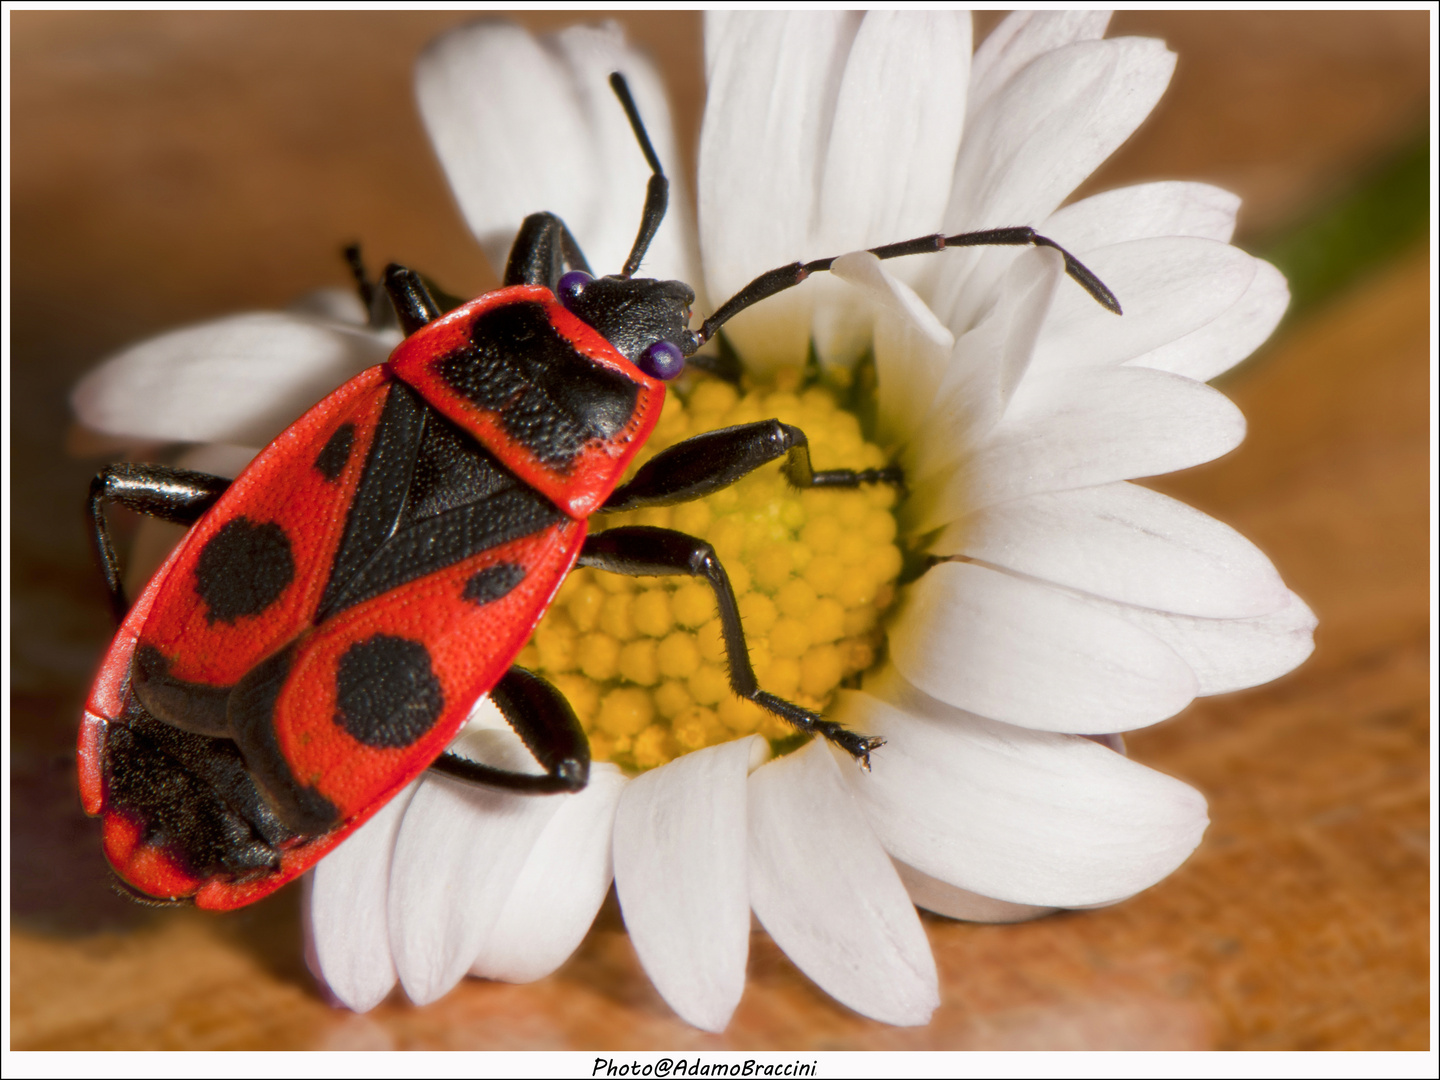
[80,73,1120,909]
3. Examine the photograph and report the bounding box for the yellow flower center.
[515,368,902,772]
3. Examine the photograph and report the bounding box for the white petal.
[1085,587,1318,695]
[828,251,955,441]
[612,737,762,1033]
[749,739,938,1026]
[892,859,1057,924]
[174,443,258,480]
[933,482,1291,618]
[967,11,1112,123]
[306,781,420,1012]
[547,25,698,286]
[469,763,626,984]
[1133,259,1290,382]
[71,313,393,447]
[833,688,1209,907]
[904,248,1063,476]
[887,561,1197,733]
[911,365,1246,527]
[287,286,370,325]
[700,12,861,370]
[932,38,1176,330]
[809,12,972,369]
[1041,181,1241,249]
[1027,238,1257,372]
[388,724,563,1005]
[417,22,688,281]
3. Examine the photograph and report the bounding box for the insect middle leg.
[577,526,882,767]
[600,419,901,514]
[88,463,232,622]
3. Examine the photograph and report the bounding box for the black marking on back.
[317,382,563,621]
[462,563,526,605]
[194,517,295,624]
[435,301,640,470]
[315,423,356,481]
[227,644,340,835]
[318,382,427,617]
[131,643,232,737]
[104,696,300,883]
[334,634,445,748]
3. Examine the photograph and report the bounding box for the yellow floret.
[618,639,659,686]
[597,687,653,737]
[632,589,674,637]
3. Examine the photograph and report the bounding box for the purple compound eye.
[639,339,685,380]
[556,270,591,308]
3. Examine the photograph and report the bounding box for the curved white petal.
[912,365,1247,527]
[834,688,1209,907]
[828,251,955,444]
[904,248,1063,474]
[388,723,563,1005]
[1041,181,1241,249]
[749,739,938,1026]
[612,737,764,1033]
[71,313,394,447]
[700,12,861,370]
[1133,259,1290,382]
[967,11,1112,123]
[809,12,972,368]
[417,22,690,282]
[469,763,626,984]
[306,781,421,1012]
[933,37,1176,330]
[548,25,698,286]
[1027,238,1257,372]
[933,482,1291,619]
[1085,587,1318,695]
[892,859,1057,924]
[888,561,1197,733]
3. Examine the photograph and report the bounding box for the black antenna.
[610,72,669,280]
[695,227,1121,347]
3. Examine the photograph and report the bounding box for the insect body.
[80,75,1119,909]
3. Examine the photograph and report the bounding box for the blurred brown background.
[9,11,1431,1050]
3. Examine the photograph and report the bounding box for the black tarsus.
[695,226,1121,347]
[429,667,591,793]
[87,463,232,622]
[609,73,670,281]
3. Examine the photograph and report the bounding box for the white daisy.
[73,13,1315,1032]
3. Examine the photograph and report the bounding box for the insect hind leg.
[429,667,590,794]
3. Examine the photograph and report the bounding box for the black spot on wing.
[314,423,356,481]
[334,635,444,749]
[435,301,640,470]
[194,517,295,624]
[463,563,526,605]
